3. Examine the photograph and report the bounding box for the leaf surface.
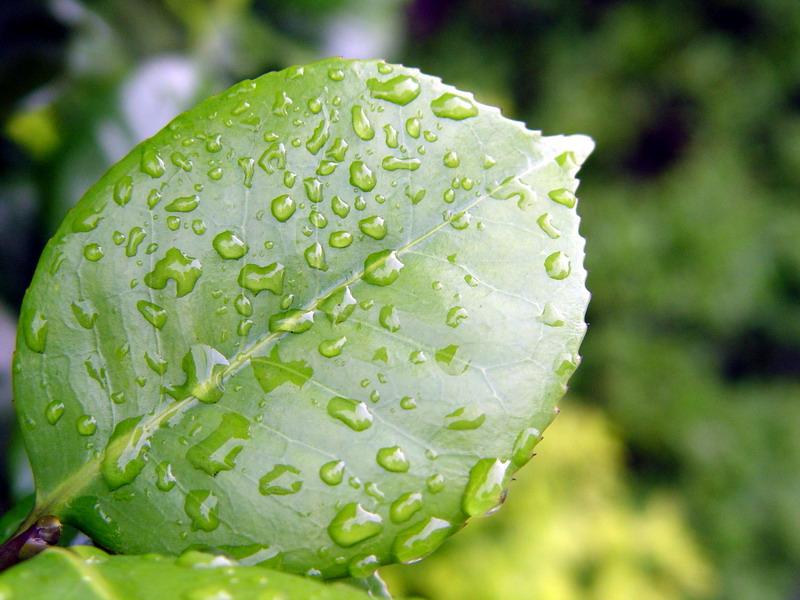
[0,546,378,599]
[13,58,592,576]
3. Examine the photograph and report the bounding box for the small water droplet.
[351,105,374,140]
[270,195,296,222]
[319,336,347,358]
[383,124,399,148]
[71,300,98,329]
[238,263,285,296]
[126,227,146,257]
[171,151,193,172]
[400,396,417,410]
[320,286,357,325]
[213,231,248,260]
[306,119,330,155]
[206,134,222,153]
[191,220,206,235]
[185,490,220,531]
[259,464,303,495]
[137,300,167,329]
[354,196,367,210]
[327,503,383,548]
[327,397,373,432]
[537,213,561,239]
[45,400,65,425]
[379,305,400,332]
[464,274,479,287]
[329,231,353,248]
[390,492,423,524]
[140,144,165,178]
[309,210,328,229]
[348,554,381,579]
[258,142,286,174]
[544,251,571,280]
[405,115,421,138]
[443,189,456,203]
[382,156,421,171]
[376,446,409,472]
[426,473,445,493]
[113,175,133,206]
[409,350,427,364]
[167,216,181,231]
[328,68,345,81]
[304,242,328,271]
[319,460,345,486]
[331,195,350,218]
[156,462,177,491]
[268,309,314,334]
[430,93,478,120]
[83,243,104,261]
[362,250,404,286]
[548,187,576,208]
[238,157,255,188]
[234,294,252,317]
[165,195,199,213]
[308,96,323,113]
[304,177,324,203]
[446,306,468,328]
[462,458,512,517]
[392,517,452,564]
[359,215,387,240]
[76,414,97,436]
[272,90,293,116]
[538,302,565,326]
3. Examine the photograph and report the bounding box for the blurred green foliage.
[1,0,799,598]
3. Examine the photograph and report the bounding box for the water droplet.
[445,406,486,430]
[537,213,561,239]
[126,227,146,257]
[464,274,479,287]
[400,396,417,410]
[238,263,285,296]
[213,231,248,260]
[443,189,456,203]
[171,151,193,172]
[379,305,400,332]
[325,138,348,163]
[446,306,468,328]
[112,231,125,245]
[308,210,328,229]
[319,460,345,486]
[511,427,542,467]
[443,150,460,168]
[538,302,565,326]
[320,286,357,325]
[71,300,98,329]
[392,517,452,564]
[270,194,296,222]
[548,187,576,208]
[383,124,399,148]
[83,243,104,261]
[272,90,293,116]
[449,211,471,230]
[462,458,512,517]
[101,416,151,489]
[237,319,253,336]
[156,462,177,491]
[409,350,427,364]
[349,161,377,192]
[258,142,286,174]
[376,446,409,472]
[136,300,167,329]
[329,231,353,248]
[348,554,381,579]
[351,105,374,140]
[304,242,328,271]
[140,144,165,178]
[238,157,255,188]
[113,175,133,206]
[234,294,252,317]
[21,308,47,353]
[185,490,220,532]
[426,473,445,493]
[404,184,426,205]
[435,344,469,375]
[319,336,347,358]
[327,503,383,548]
[316,160,337,176]
[390,492,423,524]
[306,119,330,155]
[167,216,180,231]
[165,195,199,213]
[359,215,387,240]
[405,115,421,138]
[378,61,393,74]
[206,134,222,153]
[259,464,302,495]
[75,415,97,436]
[372,348,388,364]
[111,391,125,404]
[45,400,65,425]
[304,177,323,203]
[544,251,571,280]
[328,68,345,81]
[354,196,367,210]
[187,413,251,476]
[191,219,206,235]
[327,397,373,432]
[144,352,168,375]
[430,93,478,120]
[144,248,202,297]
[268,309,314,334]
[382,156,421,171]
[251,347,312,393]
[330,196,350,219]
[362,250,404,286]
[147,189,162,209]
[365,481,385,502]
[308,96,323,113]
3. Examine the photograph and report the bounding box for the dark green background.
[1,1,798,598]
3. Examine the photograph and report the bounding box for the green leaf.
[13,58,592,577]
[0,546,379,599]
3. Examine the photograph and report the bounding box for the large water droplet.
[367,75,421,105]
[304,242,328,271]
[304,177,323,203]
[101,416,151,489]
[83,243,104,262]
[213,231,248,260]
[443,151,460,168]
[376,446,409,472]
[165,195,199,213]
[392,517,452,564]
[187,413,251,476]
[76,416,95,436]
[268,309,314,334]
[327,397,373,432]
[144,248,202,297]
[184,490,220,532]
[462,458,512,517]
[327,503,383,548]
[238,263,285,296]
[156,462,177,491]
[326,137,348,162]
[171,151,193,172]
[351,105,374,140]
[140,144,165,178]
[234,294,252,317]
[430,93,478,120]
[319,460,345,486]
[21,308,48,353]
[349,161,377,192]
[359,216,387,240]
[238,157,255,188]
[329,231,353,248]
[113,176,133,207]
[382,156,420,171]
[45,400,65,425]
[318,336,347,358]
[362,250,404,286]
[544,251,571,280]
[259,464,302,495]
[270,195,296,222]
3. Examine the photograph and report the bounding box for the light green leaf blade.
[0,547,381,599]
[13,58,592,577]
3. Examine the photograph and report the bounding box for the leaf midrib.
[24,152,549,532]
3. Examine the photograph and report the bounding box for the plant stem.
[0,516,61,573]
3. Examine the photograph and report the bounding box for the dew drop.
[318,336,347,358]
[538,302,565,327]
[331,195,350,218]
[21,308,47,353]
[258,142,286,174]
[382,156,421,171]
[213,231,248,260]
[304,242,328,271]
[376,446,409,472]
[268,309,314,334]
[390,492,423,524]
[445,406,486,430]
[184,490,220,532]
[430,93,479,120]
[544,251,571,280]
[71,300,98,329]
[171,151,192,172]
[400,396,417,410]
[392,517,452,564]
[45,400,65,425]
[304,177,323,203]
[351,105,374,140]
[165,195,199,213]
[83,243,104,262]
[234,294,252,317]
[320,460,345,486]
[126,227,146,257]
[308,210,328,229]
[327,503,383,548]
[327,397,373,432]
[328,68,345,81]
[272,90,293,116]
[362,250,404,286]
[191,220,206,235]
[367,75,421,105]
[383,124,399,149]
[167,216,180,231]
[349,161,377,192]
[348,554,381,579]
[76,414,97,436]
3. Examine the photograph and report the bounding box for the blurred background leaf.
[1,1,799,598]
